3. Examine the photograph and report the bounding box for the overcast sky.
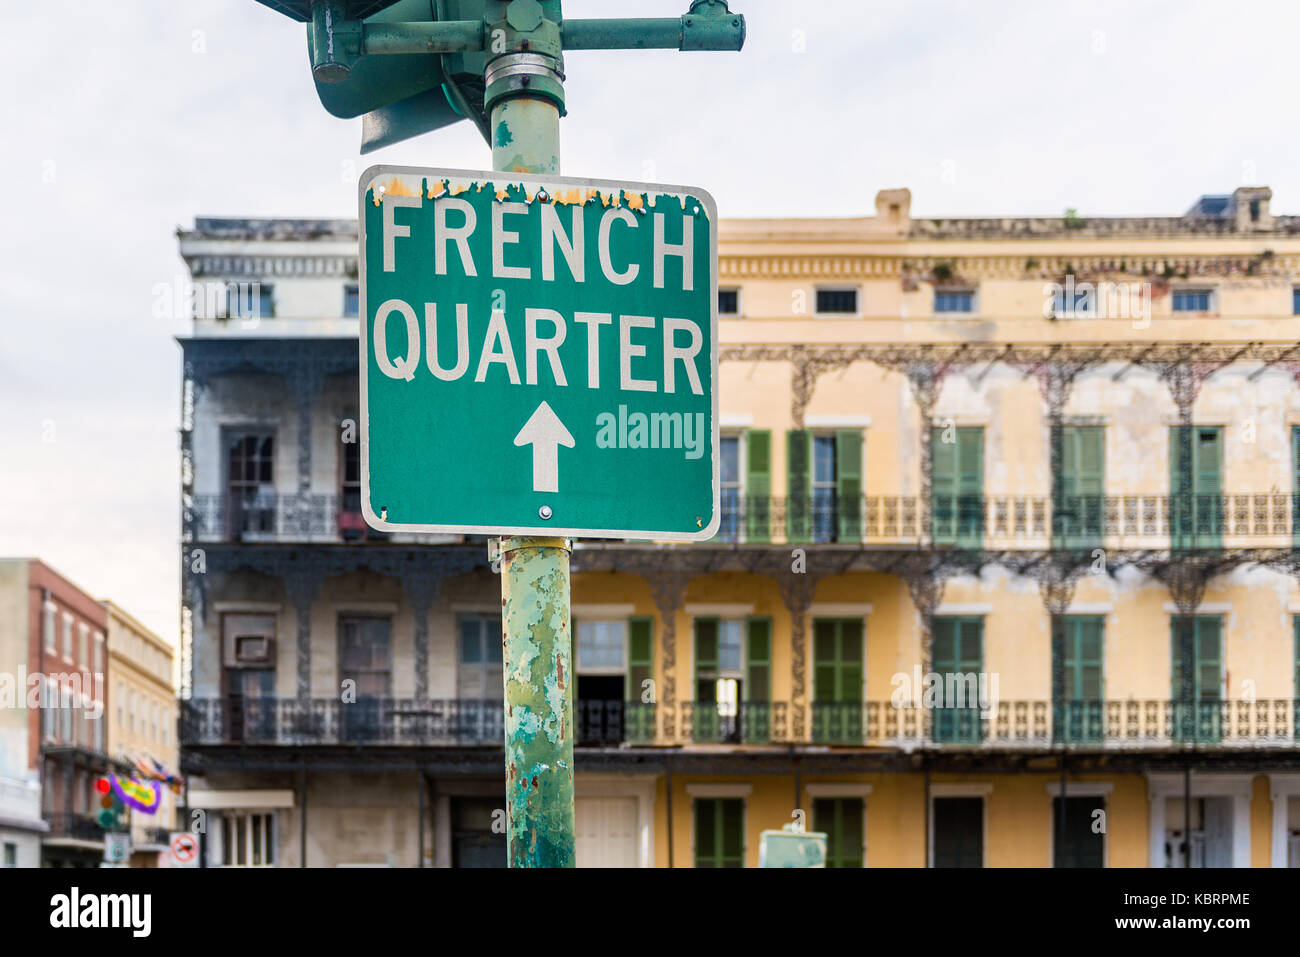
[2,0,1298,649]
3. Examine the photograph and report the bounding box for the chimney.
[875,188,911,233]
[1233,186,1273,231]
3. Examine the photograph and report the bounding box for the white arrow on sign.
[513,401,576,494]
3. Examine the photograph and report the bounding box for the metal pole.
[665,756,674,868]
[923,760,931,868]
[1184,761,1192,868]
[300,762,308,868]
[1057,752,1066,868]
[417,768,424,868]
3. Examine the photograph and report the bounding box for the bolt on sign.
[358,166,719,539]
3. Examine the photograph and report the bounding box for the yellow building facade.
[104,601,178,865]
[179,186,1300,867]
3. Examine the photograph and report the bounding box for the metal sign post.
[257,0,746,868]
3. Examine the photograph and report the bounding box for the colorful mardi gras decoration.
[110,774,161,815]
[133,755,184,795]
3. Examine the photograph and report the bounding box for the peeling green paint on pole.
[500,536,574,867]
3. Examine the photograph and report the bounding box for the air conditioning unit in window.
[234,636,274,664]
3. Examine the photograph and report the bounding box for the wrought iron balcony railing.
[190,490,1300,548]
[45,812,103,842]
[712,493,1300,548]
[183,697,1300,749]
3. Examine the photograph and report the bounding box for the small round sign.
[171,832,198,864]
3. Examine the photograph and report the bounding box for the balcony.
[712,493,1299,549]
[182,698,505,746]
[190,490,1296,549]
[183,697,1300,749]
[45,813,103,843]
[190,492,452,545]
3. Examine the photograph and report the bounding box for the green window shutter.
[933,427,983,545]
[1194,617,1221,699]
[1170,616,1193,701]
[1292,429,1300,546]
[812,619,836,704]
[814,797,863,868]
[628,617,653,703]
[746,429,771,543]
[836,429,863,541]
[932,427,957,540]
[1059,426,1104,546]
[693,618,718,695]
[745,618,771,702]
[838,618,863,704]
[720,799,744,867]
[787,429,812,542]
[695,798,744,867]
[694,799,717,867]
[1050,616,1066,702]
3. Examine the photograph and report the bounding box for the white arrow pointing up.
[513,401,576,494]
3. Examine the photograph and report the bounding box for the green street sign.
[358,165,719,540]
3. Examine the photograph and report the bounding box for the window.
[815,287,858,314]
[93,633,103,674]
[226,431,276,537]
[78,624,88,668]
[62,614,73,661]
[787,429,863,543]
[1169,426,1222,550]
[813,798,864,868]
[42,680,56,742]
[694,798,744,867]
[43,602,55,652]
[1052,616,1104,743]
[1050,283,1093,319]
[718,288,739,315]
[1171,616,1222,743]
[718,434,744,541]
[932,426,984,547]
[339,618,392,696]
[933,796,983,867]
[451,798,506,868]
[458,615,503,700]
[1293,287,1300,315]
[1172,289,1212,312]
[576,620,626,673]
[338,618,393,745]
[226,283,274,319]
[931,617,984,743]
[343,282,360,318]
[221,812,276,867]
[60,687,72,742]
[2,843,15,868]
[1054,796,1105,867]
[811,618,864,743]
[1054,426,1104,547]
[128,689,136,734]
[934,290,975,313]
[693,618,771,742]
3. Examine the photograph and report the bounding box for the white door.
[576,797,640,867]
[1202,797,1233,868]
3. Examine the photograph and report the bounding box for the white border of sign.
[358,165,721,541]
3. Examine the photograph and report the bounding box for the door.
[1055,425,1104,549]
[575,620,627,745]
[933,797,983,868]
[1170,426,1222,549]
[1171,616,1222,742]
[933,426,983,548]
[1052,616,1103,742]
[812,618,863,743]
[1053,796,1104,868]
[1202,797,1232,867]
[339,617,392,742]
[694,798,744,868]
[451,798,505,868]
[226,431,275,538]
[932,617,984,743]
[813,797,864,868]
[576,797,640,868]
[225,668,274,743]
